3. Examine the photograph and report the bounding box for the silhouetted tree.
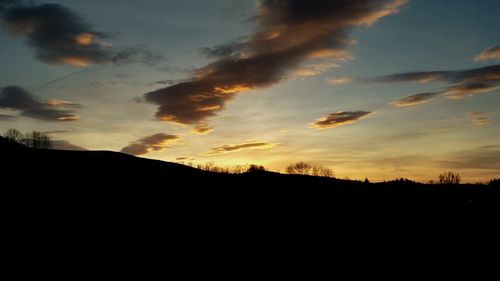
[230,165,246,174]
[489,179,499,187]
[438,172,461,185]
[286,162,334,177]
[4,129,24,143]
[22,131,52,149]
[247,164,266,173]
[312,165,335,178]
[286,162,313,175]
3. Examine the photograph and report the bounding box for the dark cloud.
[311,111,373,129]
[51,140,86,151]
[202,141,278,156]
[199,41,244,59]
[468,112,490,126]
[144,0,407,127]
[482,145,500,149]
[121,133,180,156]
[0,1,165,66]
[475,46,500,63]
[0,86,80,121]
[192,122,214,135]
[391,92,440,107]
[373,71,445,84]
[375,64,500,105]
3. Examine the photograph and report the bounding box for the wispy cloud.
[326,77,353,86]
[391,92,440,107]
[192,122,214,135]
[443,83,498,100]
[0,0,165,66]
[121,133,180,156]
[311,111,373,129]
[468,112,490,126]
[0,113,16,121]
[374,64,500,106]
[440,149,500,170]
[202,141,277,156]
[475,46,500,63]
[0,86,80,121]
[144,0,407,128]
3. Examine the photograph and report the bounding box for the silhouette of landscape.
[2,134,498,214]
[1,1,499,218]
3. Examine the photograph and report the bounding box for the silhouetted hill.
[1,137,498,218]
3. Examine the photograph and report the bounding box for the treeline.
[184,160,499,186]
[3,128,52,149]
[182,161,335,177]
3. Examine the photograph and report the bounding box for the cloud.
[375,64,500,106]
[468,112,490,126]
[0,1,164,66]
[51,140,86,151]
[0,86,80,121]
[0,113,16,121]
[443,82,498,100]
[391,92,440,107]
[144,0,407,127]
[475,46,500,63]
[192,122,214,135]
[199,41,244,59]
[311,111,373,129]
[326,77,353,86]
[374,64,500,84]
[440,149,500,170]
[121,133,180,156]
[202,141,278,156]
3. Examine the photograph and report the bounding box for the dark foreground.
[1,136,499,219]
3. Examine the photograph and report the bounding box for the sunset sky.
[1,0,499,182]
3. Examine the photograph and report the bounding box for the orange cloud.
[0,2,165,66]
[391,93,439,107]
[192,123,214,135]
[443,83,498,100]
[468,112,490,126]
[121,133,180,156]
[75,33,94,46]
[0,86,81,122]
[376,64,500,106]
[475,46,500,63]
[144,0,407,126]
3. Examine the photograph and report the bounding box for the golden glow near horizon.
[1,0,499,184]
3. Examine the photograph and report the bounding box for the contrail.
[35,69,89,91]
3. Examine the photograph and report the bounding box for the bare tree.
[287,162,335,177]
[438,171,461,185]
[23,131,52,149]
[287,162,312,175]
[312,165,335,178]
[4,129,24,143]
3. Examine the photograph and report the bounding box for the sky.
[1,0,499,183]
